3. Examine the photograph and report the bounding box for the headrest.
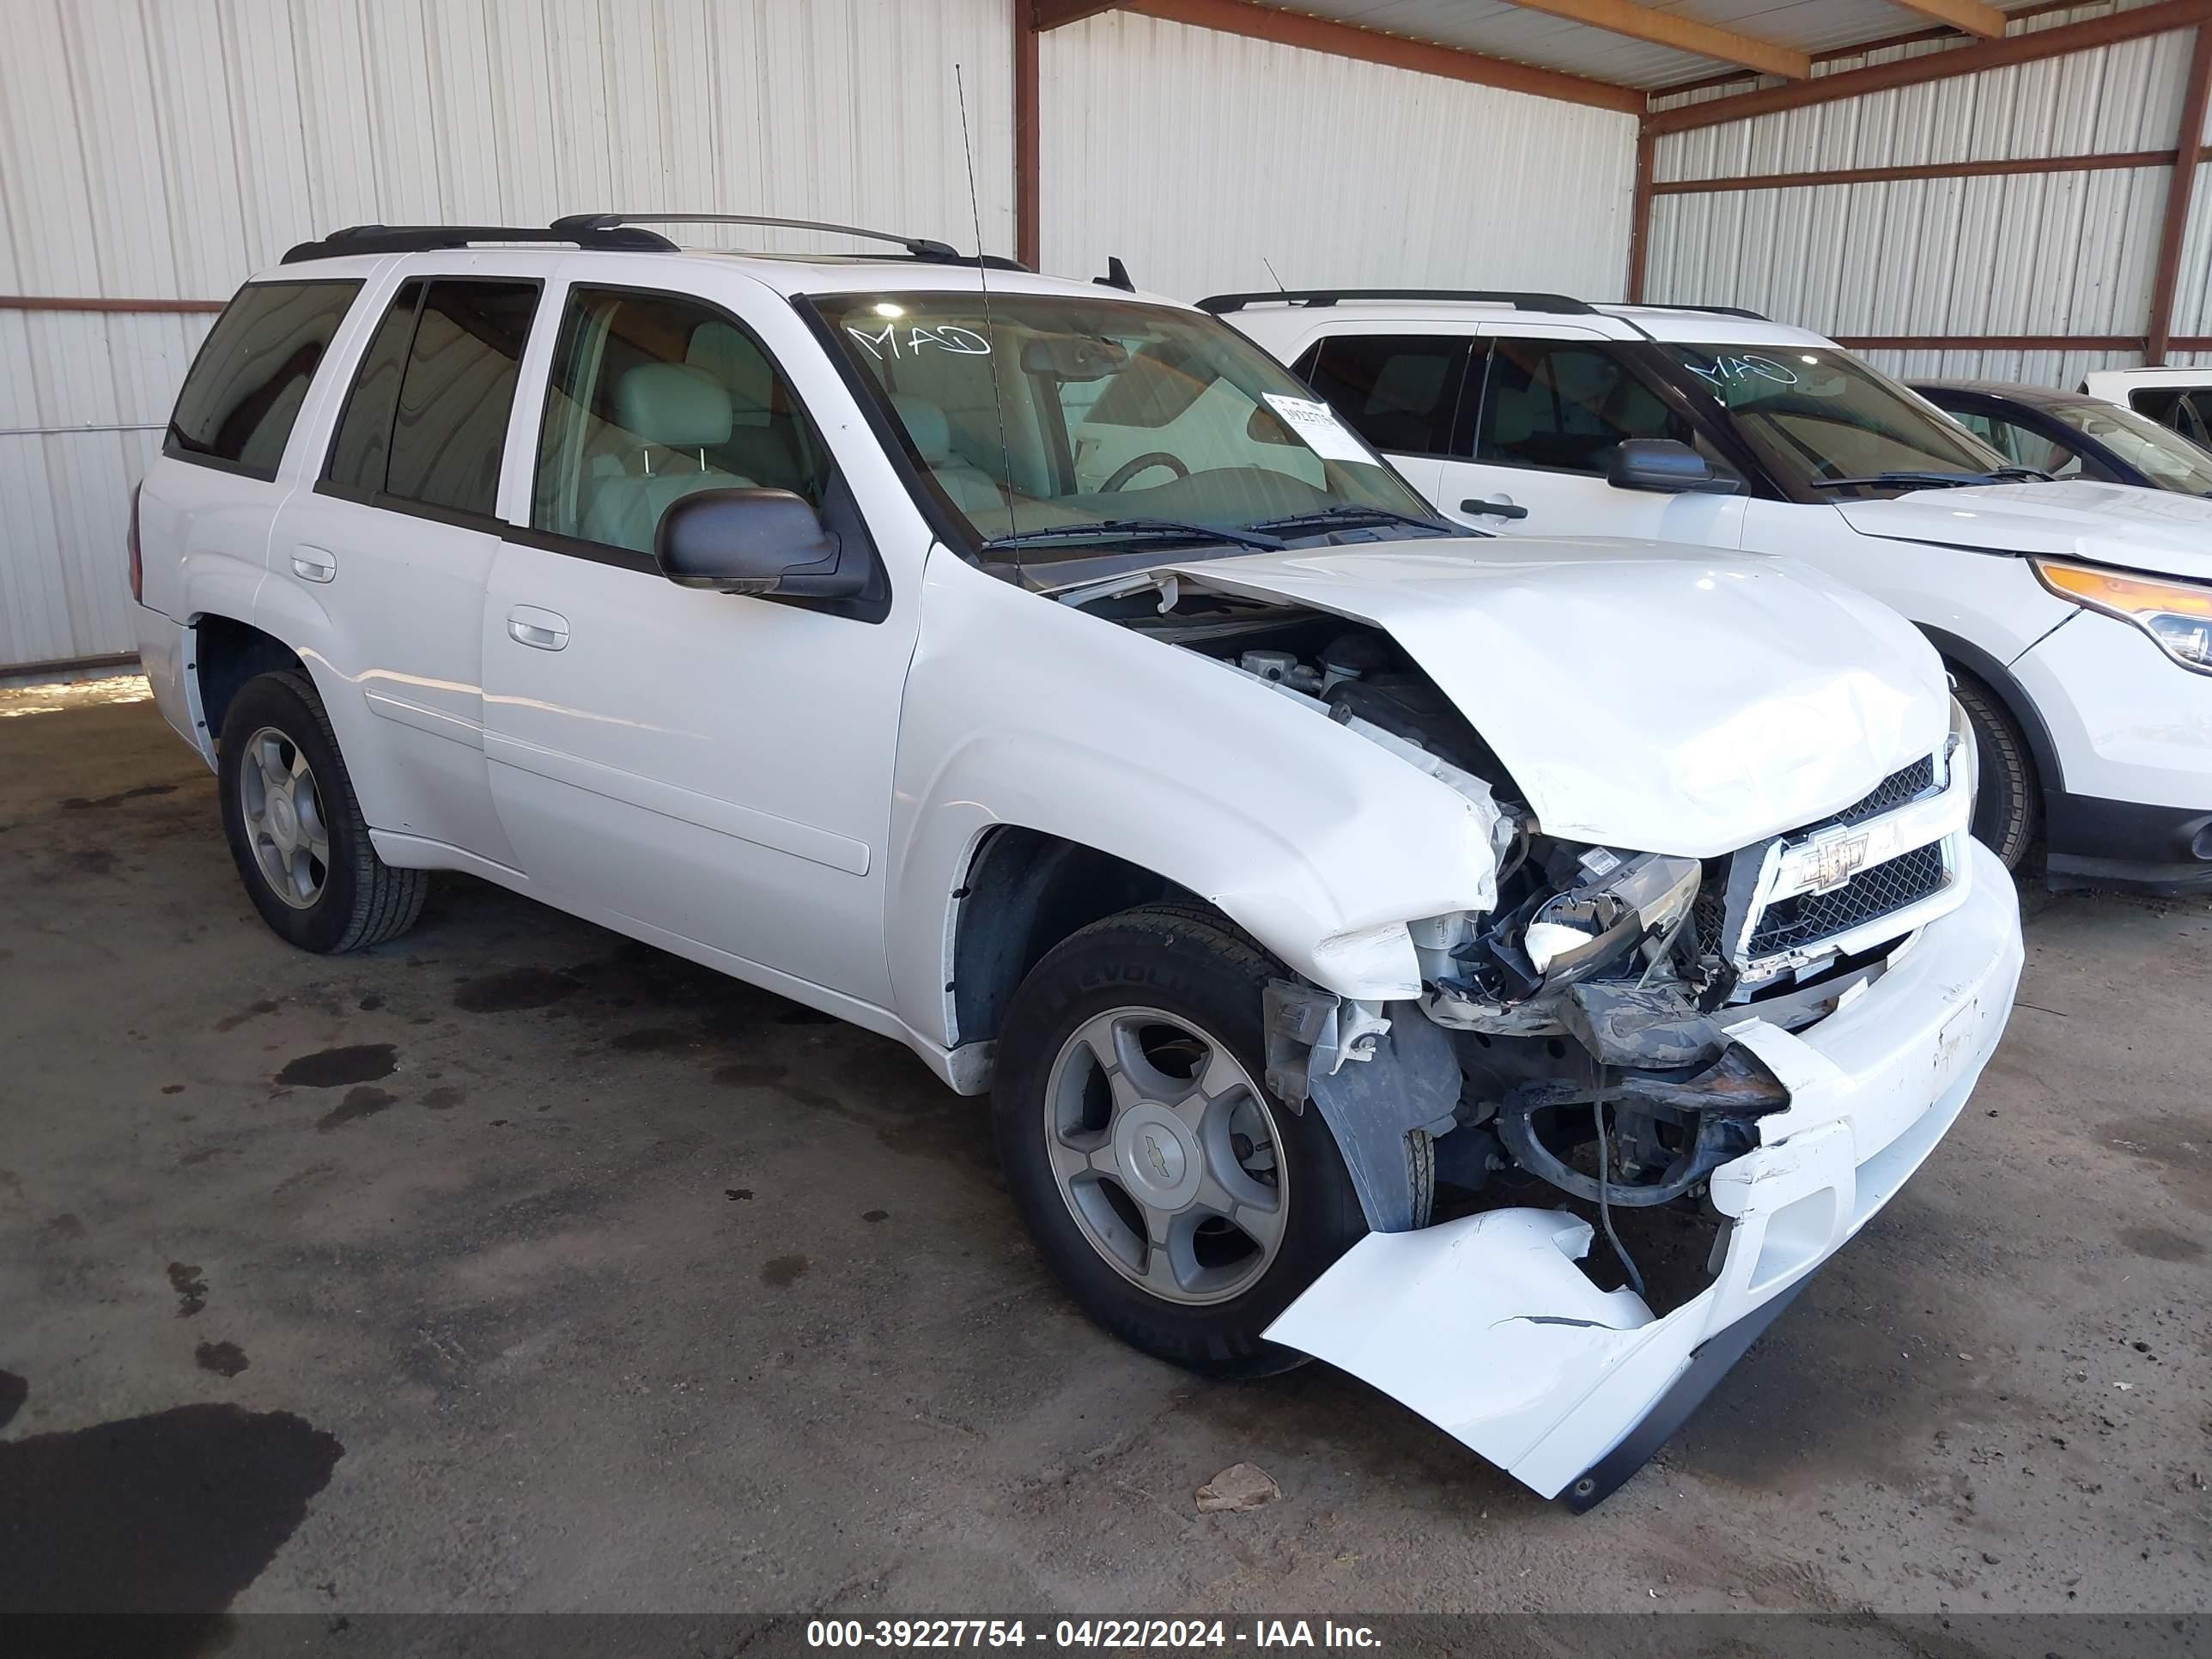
[687,321,775,419]
[616,362,732,448]
[890,392,953,464]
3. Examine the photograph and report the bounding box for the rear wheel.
[992,904,1370,1377]
[1950,669,2039,869]
[217,670,427,952]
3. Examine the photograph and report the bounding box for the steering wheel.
[1103,452,1190,492]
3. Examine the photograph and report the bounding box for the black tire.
[1951,670,2039,869]
[217,669,427,953]
[993,902,1371,1377]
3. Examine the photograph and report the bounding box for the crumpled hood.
[1835,479,2212,581]
[1164,538,1949,859]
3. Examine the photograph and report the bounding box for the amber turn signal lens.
[2032,559,2212,672]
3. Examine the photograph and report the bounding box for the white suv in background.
[2082,367,2212,450]
[1221,289,2212,894]
[132,220,2022,1507]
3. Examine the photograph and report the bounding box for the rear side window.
[1301,335,1470,458]
[1477,339,1695,474]
[2130,387,2212,448]
[320,278,540,521]
[165,280,361,479]
[325,282,422,495]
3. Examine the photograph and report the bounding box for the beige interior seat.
[580,362,753,553]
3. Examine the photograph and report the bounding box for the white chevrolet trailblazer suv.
[133,217,2022,1507]
[1221,289,2212,894]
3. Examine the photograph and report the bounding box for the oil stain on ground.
[214,999,277,1034]
[2099,1113,2212,1215]
[760,1254,810,1287]
[453,966,580,1013]
[0,1370,24,1431]
[0,1399,341,1623]
[195,1342,249,1378]
[2118,1223,2205,1262]
[167,1262,208,1317]
[276,1044,396,1089]
[315,1086,396,1133]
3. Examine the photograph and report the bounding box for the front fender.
[884,553,1498,1048]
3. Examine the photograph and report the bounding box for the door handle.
[1459,497,1528,521]
[290,546,337,583]
[506,605,570,652]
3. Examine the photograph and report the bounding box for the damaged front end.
[1074,569,2020,1505]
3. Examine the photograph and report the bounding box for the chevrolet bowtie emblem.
[1808,830,1874,894]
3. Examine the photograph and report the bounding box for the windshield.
[811,292,1439,556]
[2046,398,2212,495]
[1661,343,2008,498]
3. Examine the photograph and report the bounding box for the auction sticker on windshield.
[1262,394,1371,464]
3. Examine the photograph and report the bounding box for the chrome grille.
[1743,843,1948,960]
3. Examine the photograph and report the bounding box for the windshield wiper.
[980,518,1285,554]
[1242,503,1458,538]
[1808,466,2051,491]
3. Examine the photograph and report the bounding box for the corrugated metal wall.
[1644,3,2200,386]
[0,0,1014,672]
[1036,10,1639,305]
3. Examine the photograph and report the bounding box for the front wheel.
[992,904,1370,1377]
[217,670,427,953]
[1951,670,2039,870]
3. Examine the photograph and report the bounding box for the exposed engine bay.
[1076,578,1930,1304]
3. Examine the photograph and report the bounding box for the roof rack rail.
[1199,288,1598,317]
[551,212,1029,270]
[281,222,678,263]
[1644,301,1771,322]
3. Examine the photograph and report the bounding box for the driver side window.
[1476,340,1697,474]
[533,287,831,557]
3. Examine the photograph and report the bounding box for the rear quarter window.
[165,280,362,480]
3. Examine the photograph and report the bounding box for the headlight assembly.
[2032,559,2212,675]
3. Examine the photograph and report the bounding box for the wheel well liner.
[1919,623,2063,796]
[191,615,307,742]
[949,827,1198,1047]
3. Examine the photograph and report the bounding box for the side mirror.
[1607,439,1741,495]
[655,489,866,599]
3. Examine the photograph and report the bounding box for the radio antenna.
[1262,255,1287,293]
[955,64,1018,539]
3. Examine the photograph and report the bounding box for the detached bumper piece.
[1558,1270,1813,1512]
[1263,840,2025,1508]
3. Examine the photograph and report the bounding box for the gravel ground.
[1,679,2206,1626]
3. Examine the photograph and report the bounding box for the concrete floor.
[1,678,2207,1619]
